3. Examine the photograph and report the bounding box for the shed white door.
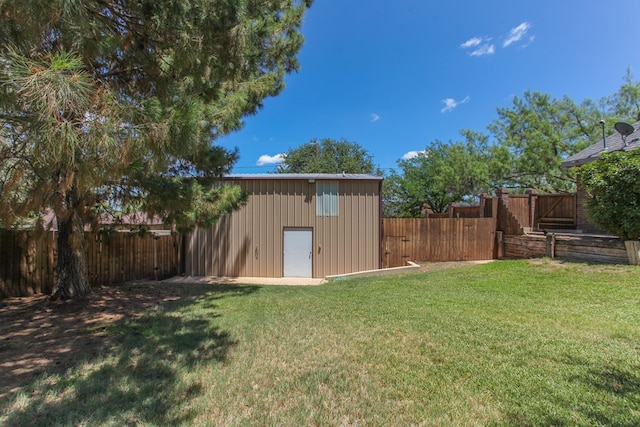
[283,228,313,278]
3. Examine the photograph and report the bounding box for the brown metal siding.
[185,178,380,278]
[314,180,380,277]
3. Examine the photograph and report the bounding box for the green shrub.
[578,150,640,240]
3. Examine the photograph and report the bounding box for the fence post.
[495,231,504,259]
[545,233,556,258]
[491,197,498,220]
[495,188,508,234]
[496,187,509,206]
[526,189,538,230]
[479,194,487,218]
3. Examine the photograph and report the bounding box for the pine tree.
[0,0,313,299]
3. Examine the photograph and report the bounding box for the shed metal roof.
[562,121,640,167]
[225,173,383,181]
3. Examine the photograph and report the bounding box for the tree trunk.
[51,187,91,300]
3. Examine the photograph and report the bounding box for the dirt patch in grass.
[525,257,632,273]
[416,260,494,272]
[0,282,187,399]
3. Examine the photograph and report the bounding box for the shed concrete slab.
[162,276,325,286]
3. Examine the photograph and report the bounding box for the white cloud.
[469,44,495,56]
[461,36,495,56]
[461,37,483,49]
[440,96,470,113]
[370,113,380,122]
[402,150,421,160]
[441,99,456,113]
[256,153,285,166]
[462,22,534,57]
[503,22,532,47]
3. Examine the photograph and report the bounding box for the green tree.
[604,67,640,123]
[577,151,640,240]
[276,138,376,174]
[0,0,313,299]
[487,91,601,193]
[383,130,499,217]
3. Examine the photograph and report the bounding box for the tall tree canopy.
[0,0,313,299]
[383,130,501,217]
[275,138,376,174]
[605,67,640,123]
[487,91,601,193]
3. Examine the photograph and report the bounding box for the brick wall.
[576,183,609,234]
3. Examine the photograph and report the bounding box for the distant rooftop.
[562,121,640,167]
[226,173,383,181]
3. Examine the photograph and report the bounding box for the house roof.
[226,173,383,181]
[38,209,164,231]
[562,121,640,167]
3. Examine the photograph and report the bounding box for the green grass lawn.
[2,259,639,426]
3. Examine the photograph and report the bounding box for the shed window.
[316,181,338,216]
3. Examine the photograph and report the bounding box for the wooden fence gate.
[383,235,410,269]
[535,193,576,229]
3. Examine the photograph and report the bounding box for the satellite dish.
[614,121,635,137]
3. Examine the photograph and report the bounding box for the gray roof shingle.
[562,121,640,167]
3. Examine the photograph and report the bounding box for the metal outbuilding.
[184,174,383,278]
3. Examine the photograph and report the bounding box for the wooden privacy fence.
[382,217,497,267]
[382,189,580,268]
[383,189,623,268]
[0,230,180,298]
[494,189,576,231]
[426,190,576,233]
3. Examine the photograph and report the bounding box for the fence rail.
[0,230,180,298]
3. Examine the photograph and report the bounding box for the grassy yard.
[1,259,639,426]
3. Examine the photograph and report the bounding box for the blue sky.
[219,0,640,174]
